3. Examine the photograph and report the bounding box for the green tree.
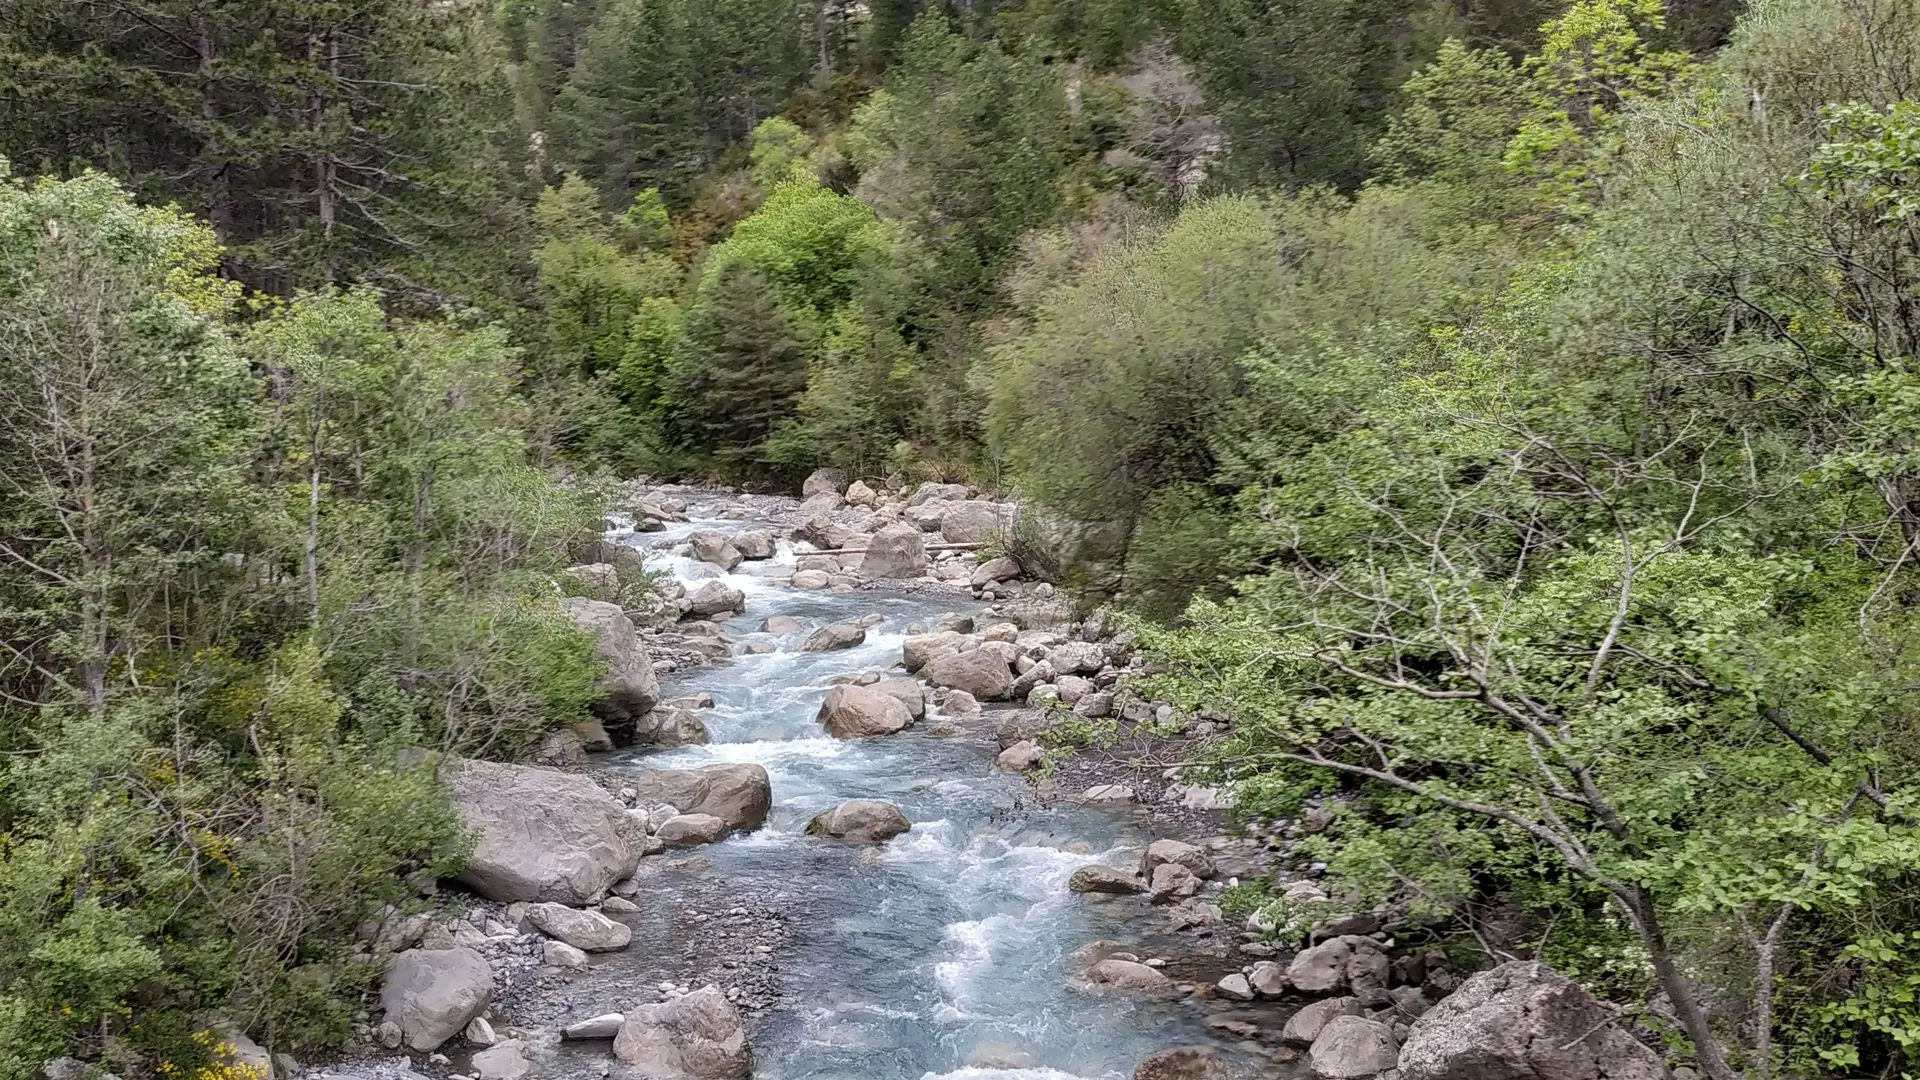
[666,262,809,466]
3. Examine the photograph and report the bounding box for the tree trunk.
[1616,885,1737,1080]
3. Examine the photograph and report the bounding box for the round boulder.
[818,684,912,738]
[380,947,492,1052]
[805,799,912,843]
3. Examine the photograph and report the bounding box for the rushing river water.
[543,504,1235,1080]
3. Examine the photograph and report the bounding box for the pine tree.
[666,263,808,465]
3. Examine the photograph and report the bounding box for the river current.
[546,503,1225,1080]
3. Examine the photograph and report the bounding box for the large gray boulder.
[732,529,776,560]
[800,623,866,652]
[686,530,743,570]
[870,678,927,718]
[939,501,1013,544]
[613,985,752,1078]
[1310,1016,1398,1079]
[1287,935,1388,996]
[562,598,661,725]
[818,684,912,738]
[634,706,710,747]
[902,631,971,672]
[450,759,644,904]
[1140,839,1215,880]
[625,763,772,831]
[1283,997,1361,1046]
[860,523,927,579]
[802,468,847,498]
[684,581,745,619]
[380,948,492,1052]
[907,481,969,507]
[1046,640,1107,676]
[1397,962,1671,1080]
[655,813,733,846]
[805,799,912,842]
[922,648,1014,701]
[524,902,631,952]
[970,556,1021,589]
[1086,958,1173,991]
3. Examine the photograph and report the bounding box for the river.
[538,501,1235,1080]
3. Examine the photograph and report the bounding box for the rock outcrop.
[817,684,912,738]
[1397,962,1671,1080]
[449,759,644,904]
[612,985,753,1078]
[380,948,491,1052]
[805,799,912,842]
[624,763,772,831]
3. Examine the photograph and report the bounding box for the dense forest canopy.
[5,0,1920,1076]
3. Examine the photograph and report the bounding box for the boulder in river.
[1133,1047,1235,1080]
[686,530,744,570]
[818,684,912,738]
[791,569,831,589]
[800,622,866,652]
[902,631,971,672]
[684,581,746,619]
[995,740,1046,773]
[379,947,491,1052]
[871,677,927,718]
[524,902,631,952]
[759,615,805,633]
[636,706,710,747]
[613,985,753,1078]
[1068,864,1143,894]
[449,758,644,904]
[1397,961,1672,1080]
[860,522,927,580]
[1086,958,1173,991]
[562,597,661,727]
[922,648,1013,701]
[1282,997,1360,1046]
[806,799,912,842]
[732,529,775,560]
[1308,1016,1398,1079]
[564,1013,626,1040]
[655,813,733,846]
[625,763,772,831]
[1140,839,1216,881]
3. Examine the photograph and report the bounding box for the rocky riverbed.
[300,477,1676,1080]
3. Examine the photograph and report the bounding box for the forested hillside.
[4,0,1920,1076]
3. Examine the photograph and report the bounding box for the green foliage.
[0,168,589,1075]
